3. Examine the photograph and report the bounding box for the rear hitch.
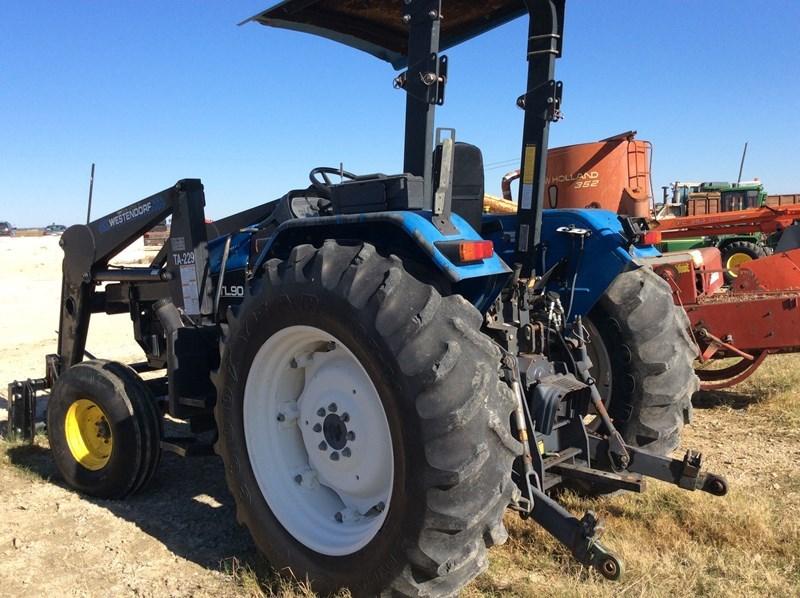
[528,438,726,584]
[587,436,729,497]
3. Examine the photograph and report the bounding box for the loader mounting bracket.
[517,79,563,122]
[393,52,448,107]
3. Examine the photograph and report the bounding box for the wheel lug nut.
[313,423,322,433]
[328,403,338,413]
[347,431,356,441]
[335,511,343,523]
[318,441,327,451]
[276,413,285,422]
[294,474,302,484]
[342,413,350,423]
[317,407,326,417]
[342,448,351,458]
[330,451,340,461]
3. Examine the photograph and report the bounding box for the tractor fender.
[541,209,644,318]
[484,208,650,319]
[252,211,511,311]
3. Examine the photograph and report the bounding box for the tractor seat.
[290,193,330,218]
[433,142,485,231]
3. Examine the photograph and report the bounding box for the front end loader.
[6,2,727,596]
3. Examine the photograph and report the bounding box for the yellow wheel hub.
[725,252,752,277]
[64,398,113,471]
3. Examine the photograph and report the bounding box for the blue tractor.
[6,1,727,596]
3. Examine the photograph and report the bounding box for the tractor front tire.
[213,241,520,598]
[587,266,699,455]
[47,360,162,499]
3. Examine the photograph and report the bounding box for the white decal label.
[180,265,200,314]
[521,184,534,210]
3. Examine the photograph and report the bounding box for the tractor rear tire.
[47,360,162,499]
[587,266,699,456]
[720,240,766,284]
[213,241,521,598]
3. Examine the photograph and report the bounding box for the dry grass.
[469,478,800,597]
[222,557,350,598]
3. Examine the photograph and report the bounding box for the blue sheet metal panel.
[209,210,511,311]
[210,208,655,317]
[483,209,642,318]
[251,210,511,282]
[208,231,252,274]
[400,211,512,281]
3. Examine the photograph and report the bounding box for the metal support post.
[515,0,565,276]
[401,0,444,206]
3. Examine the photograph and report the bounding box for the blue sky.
[1,1,798,226]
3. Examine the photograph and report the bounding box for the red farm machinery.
[651,207,800,389]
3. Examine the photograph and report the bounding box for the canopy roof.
[242,0,527,69]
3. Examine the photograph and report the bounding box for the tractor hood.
[242,0,527,69]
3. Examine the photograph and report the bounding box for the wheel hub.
[322,413,348,450]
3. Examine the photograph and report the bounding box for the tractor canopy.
[242,0,527,69]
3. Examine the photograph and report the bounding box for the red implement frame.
[655,248,800,389]
[644,203,800,389]
[652,204,800,239]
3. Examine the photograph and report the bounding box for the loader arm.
[57,179,212,371]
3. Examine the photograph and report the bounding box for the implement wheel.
[47,360,162,499]
[695,351,768,390]
[214,241,520,597]
[720,241,766,284]
[586,267,699,455]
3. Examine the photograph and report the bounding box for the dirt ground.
[1,236,798,597]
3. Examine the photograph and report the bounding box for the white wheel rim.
[243,325,394,556]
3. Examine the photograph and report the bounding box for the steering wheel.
[309,166,359,197]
